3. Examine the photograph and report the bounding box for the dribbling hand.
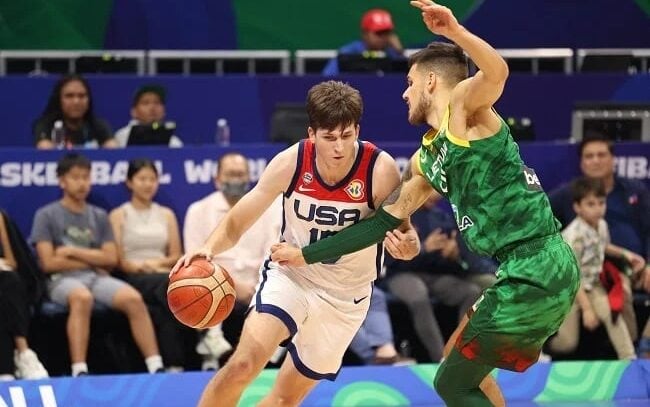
[170,247,213,276]
[410,0,462,38]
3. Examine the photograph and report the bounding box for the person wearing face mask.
[109,158,188,372]
[183,152,283,370]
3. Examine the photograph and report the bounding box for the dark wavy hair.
[127,158,159,181]
[33,74,102,135]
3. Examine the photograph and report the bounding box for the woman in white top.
[109,158,187,371]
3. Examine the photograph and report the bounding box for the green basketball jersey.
[417,108,560,257]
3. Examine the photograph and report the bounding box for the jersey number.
[309,228,340,264]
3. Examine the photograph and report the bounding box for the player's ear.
[307,126,316,140]
[572,202,580,214]
[427,71,437,92]
[355,124,360,139]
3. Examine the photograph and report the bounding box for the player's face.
[132,93,165,124]
[59,166,91,201]
[310,124,359,166]
[60,80,89,120]
[403,65,431,125]
[127,166,159,203]
[580,141,614,179]
[573,194,606,228]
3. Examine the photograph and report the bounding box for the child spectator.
[109,158,187,371]
[549,177,645,359]
[30,153,163,376]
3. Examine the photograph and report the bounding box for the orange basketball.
[167,259,236,329]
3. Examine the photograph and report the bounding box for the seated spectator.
[109,158,187,372]
[548,177,645,359]
[184,152,282,370]
[386,190,496,362]
[33,74,116,149]
[30,153,163,376]
[114,85,183,148]
[348,287,414,365]
[549,134,650,341]
[0,211,48,380]
[322,9,404,76]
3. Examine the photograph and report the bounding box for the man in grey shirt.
[30,152,164,376]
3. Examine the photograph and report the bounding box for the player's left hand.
[270,242,307,267]
[410,0,462,38]
[384,229,420,260]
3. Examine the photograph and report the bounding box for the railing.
[0,50,146,76]
[0,48,647,76]
[147,50,291,76]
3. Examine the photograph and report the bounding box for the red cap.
[361,9,394,33]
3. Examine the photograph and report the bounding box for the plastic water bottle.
[51,120,66,149]
[215,118,230,146]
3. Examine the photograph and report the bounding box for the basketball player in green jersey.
[271,1,580,405]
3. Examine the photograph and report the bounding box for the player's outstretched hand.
[270,242,306,267]
[384,229,420,260]
[170,247,213,276]
[410,0,462,38]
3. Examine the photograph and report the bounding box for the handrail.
[147,50,291,75]
[0,50,146,76]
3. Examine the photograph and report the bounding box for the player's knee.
[68,289,93,312]
[267,392,305,407]
[221,355,259,384]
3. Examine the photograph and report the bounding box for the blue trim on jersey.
[313,140,364,191]
[285,140,305,198]
[286,342,339,381]
[255,259,298,336]
[366,147,381,210]
[375,242,383,280]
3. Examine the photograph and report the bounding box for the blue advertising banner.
[1,142,649,238]
[0,361,649,407]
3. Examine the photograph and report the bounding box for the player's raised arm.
[272,151,433,266]
[172,146,296,273]
[411,0,508,114]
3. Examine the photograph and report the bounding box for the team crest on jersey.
[302,172,313,184]
[345,179,365,200]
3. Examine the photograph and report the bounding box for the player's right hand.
[410,0,461,38]
[170,247,213,276]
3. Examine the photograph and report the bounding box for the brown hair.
[306,81,363,131]
[408,42,469,85]
[571,176,606,203]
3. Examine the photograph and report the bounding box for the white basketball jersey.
[279,139,383,290]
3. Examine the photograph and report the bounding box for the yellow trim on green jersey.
[420,106,470,148]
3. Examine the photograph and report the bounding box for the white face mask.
[221,180,250,199]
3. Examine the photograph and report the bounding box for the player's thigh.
[292,284,372,377]
[232,311,291,368]
[444,314,470,357]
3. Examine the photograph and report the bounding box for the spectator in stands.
[184,152,282,370]
[348,287,414,365]
[109,158,187,372]
[386,190,495,362]
[548,177,644,359]
[30,153,163,376]
[549,134,650,341]
[0,211,48,381]
[114,85,183,148]
[33,74,117,149]
[322,9,404,76]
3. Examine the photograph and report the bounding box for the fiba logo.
[345,179,364,200]
[303,172,313,184]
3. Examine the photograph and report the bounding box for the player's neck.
[314,149,357,186]
[427,93,452,131]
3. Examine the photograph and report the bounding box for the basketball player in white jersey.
[172,80,420,407]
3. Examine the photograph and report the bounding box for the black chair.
[269,103,309,145]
